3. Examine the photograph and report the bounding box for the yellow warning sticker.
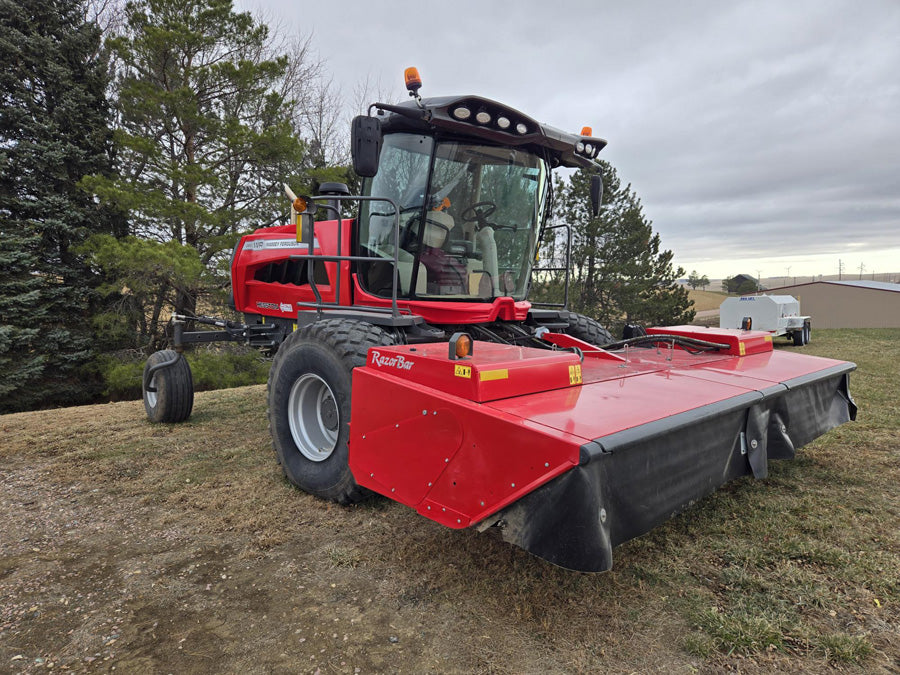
[739,342,746,356]
[569,364,583,385]
[764,335,772,342]
[479,368,509,382]
[454,364,472,378]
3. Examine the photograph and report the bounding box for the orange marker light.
[581,126,593,137]
[448,331,474,360]
[404,67,422,93]
[293,196,307,213]
[454,334,472,358]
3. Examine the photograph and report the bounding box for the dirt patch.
[2,330,899,673]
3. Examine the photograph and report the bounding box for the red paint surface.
[349,339,849,529]
[232,220,533,325]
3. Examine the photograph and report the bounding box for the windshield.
[359,133,549,301]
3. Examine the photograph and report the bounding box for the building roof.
[766,279,900,293]
[826,280,900,292]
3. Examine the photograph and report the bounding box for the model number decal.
[370,350,414,371]
[244,237,318,251]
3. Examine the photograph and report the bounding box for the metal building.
[760,280,900,329]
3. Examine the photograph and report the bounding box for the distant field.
[1,329,897,672]
[688,288,728,312]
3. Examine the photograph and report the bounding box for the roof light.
[497,116,511,129]
[581,126,593,136]
[516,123,528,135]
[576,142,585,153]
[585,143,593,154]
[404,67,422,94]
[452,106,471,120]
[475,111,491,124]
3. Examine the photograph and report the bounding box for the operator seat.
[419,210,467,295]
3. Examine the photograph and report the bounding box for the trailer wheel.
[559,310,613,346]
[804,321,811,345]
[267,319,393,504]
[792,329,804,346]
[143,350,194,423]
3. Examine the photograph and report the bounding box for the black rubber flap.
[488,368,855,572]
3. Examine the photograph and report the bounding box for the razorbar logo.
[369,350,414,371]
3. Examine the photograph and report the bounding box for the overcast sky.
[240,0,899,280]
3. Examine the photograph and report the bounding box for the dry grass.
[1,329,898,673]
[688,288,729,312]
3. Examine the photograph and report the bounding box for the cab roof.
[374,95,606,170]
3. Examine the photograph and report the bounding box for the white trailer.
[719,295,812,345]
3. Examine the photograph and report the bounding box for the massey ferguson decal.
[244,237,319,251]
[369,350,414,371]
[256,301,296,313]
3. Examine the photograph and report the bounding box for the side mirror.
[590,174,603,217]
[351,115,383,177]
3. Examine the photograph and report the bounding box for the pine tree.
[536,163,694,333]
[84,0,306,325]
[0,0,119,412]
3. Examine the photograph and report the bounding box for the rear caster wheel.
[143,350,194,423]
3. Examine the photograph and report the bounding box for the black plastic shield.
[489,366,856,572]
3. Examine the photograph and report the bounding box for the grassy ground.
[688,289,728,312]
[1,329,897,673]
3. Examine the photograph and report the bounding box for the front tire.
[143,350,194,423]
[559,310,613,346]
[267,319,393,504]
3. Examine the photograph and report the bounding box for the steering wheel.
[460,201,517,232]
[461,201,497,224]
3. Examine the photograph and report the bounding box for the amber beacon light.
[404,67,422,94]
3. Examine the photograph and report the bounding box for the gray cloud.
[243,0,900,272]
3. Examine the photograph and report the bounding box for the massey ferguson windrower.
[142,69,856,572]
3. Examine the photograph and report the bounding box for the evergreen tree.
[84,0,306,325]
[0,0,119,413]
[535,163,694,332]
[687,270,711,290]
[688,270,701,289]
